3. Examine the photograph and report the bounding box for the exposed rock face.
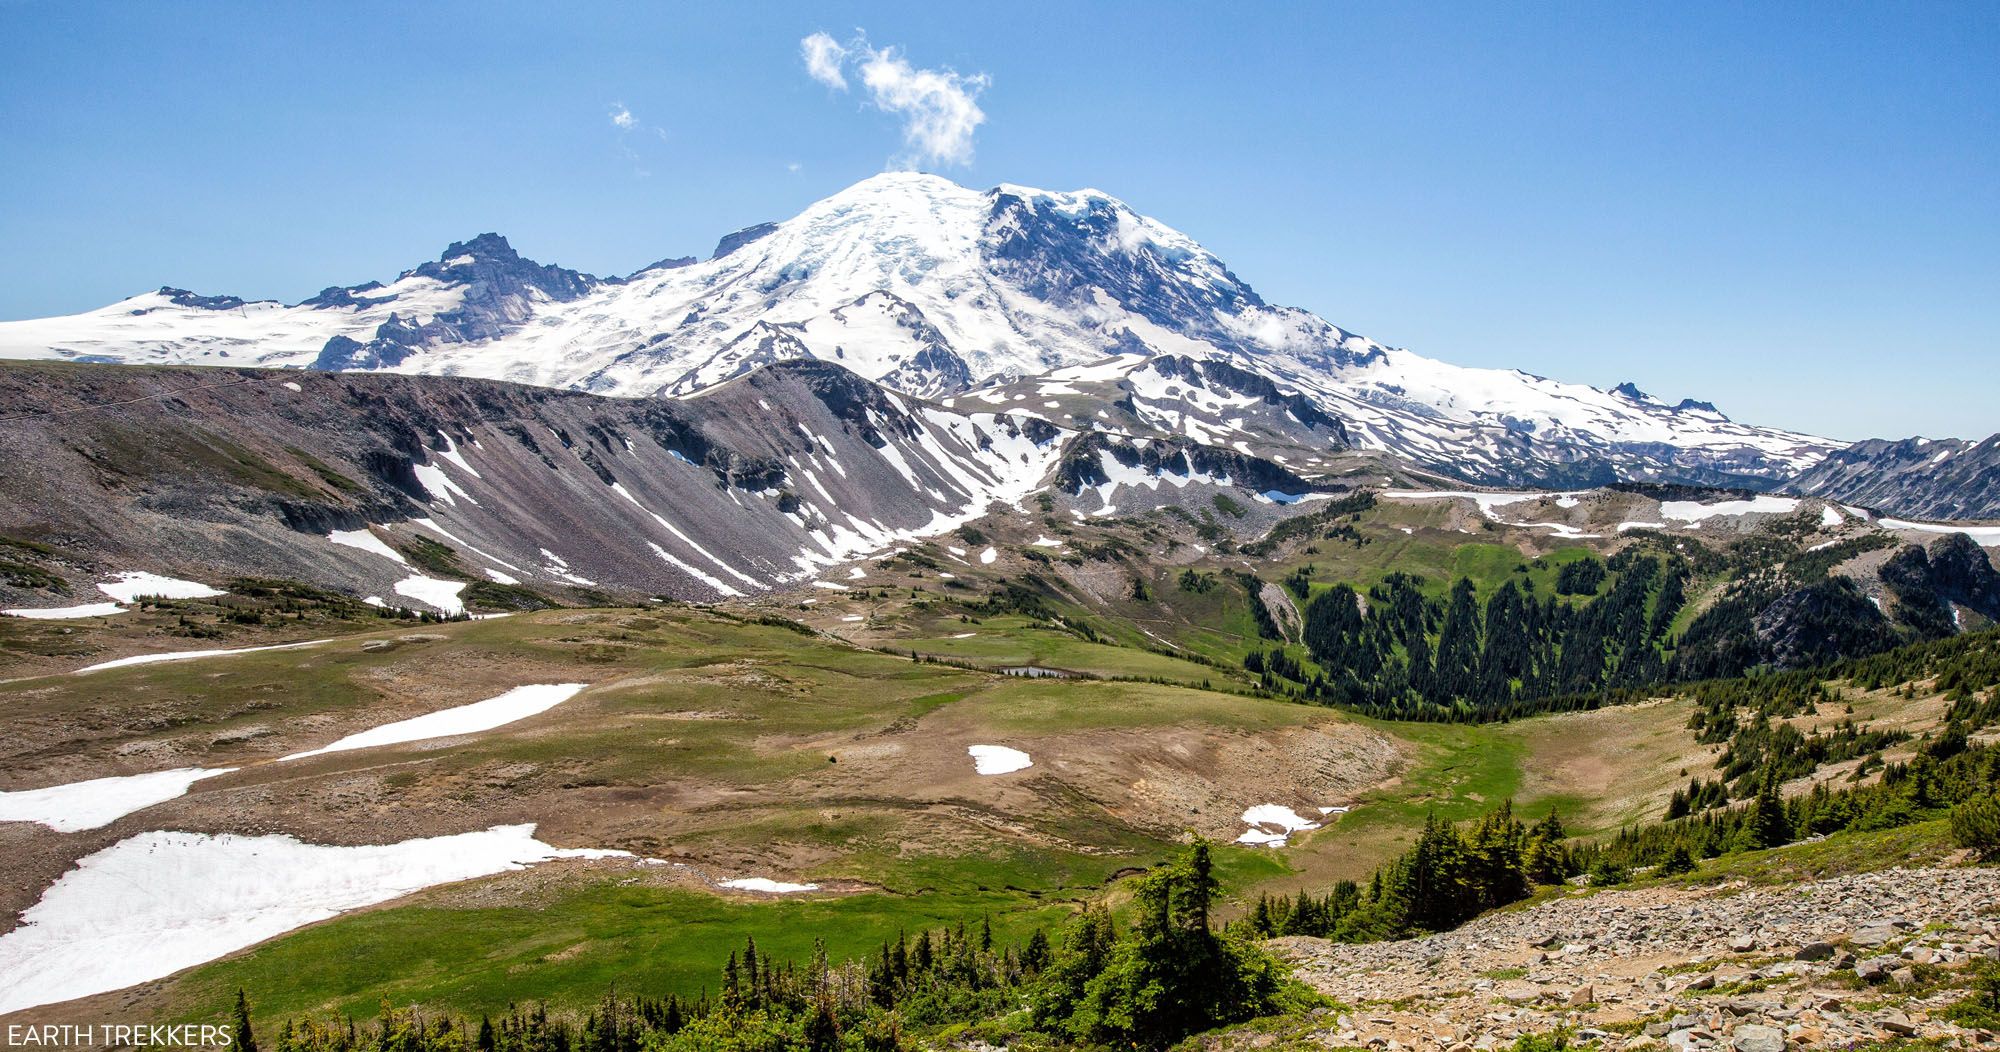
[309,234,603,371]
[1754,579,1904,668]
[1880,534,2000,635]
[1788,435,2000,521]
[0,359,1066,609]
[1264,867,2000,1050]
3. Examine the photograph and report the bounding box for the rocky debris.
[1262,868,2000,1050]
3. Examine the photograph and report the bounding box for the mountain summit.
[0,172,1834,487]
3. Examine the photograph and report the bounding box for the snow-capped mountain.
[0,172,1838,487]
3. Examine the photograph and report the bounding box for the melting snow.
[281,684,587,762]
[0,768,236,833]
[1234,804,1322,848]
[1657,495,1801,523]
[410,462,475,507]
[4,602,127,619]
[393,575,466,615]
[73,637,335,675]
[979,547,998,564]
[328,528,406,564]
[1383,490,1599,538]
[719,877,820,894]
[968,744,1033,775]
[0,824,631,1015]
[96,572,225,604]
[1879,518,2000,547]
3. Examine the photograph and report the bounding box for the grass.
[893,613,1228,685]
[165,874,1082,1026]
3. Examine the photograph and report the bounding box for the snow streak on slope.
[0,174,1836,488]
[311,362,1068,600]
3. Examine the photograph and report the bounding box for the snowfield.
[718,877,821,894]
[0,824,634,1015]
[95,572,226,604]
[393,574,467,614]
[967,744,1033,775]
[0,767,236,833]
[1880,518,2000,547]
[3,601,127,619]
[281,683,588,761]
[5,572,225,619]
[72,637,337,675]
[1234,804,1323,848]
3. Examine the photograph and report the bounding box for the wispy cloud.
[800,30,988,168]
[801,32,848,91]
[609,103,636,130]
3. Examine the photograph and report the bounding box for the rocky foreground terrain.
[1251,867,2000,1050]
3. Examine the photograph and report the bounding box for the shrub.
[1950,793,2000,858]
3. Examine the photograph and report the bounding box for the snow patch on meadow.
[719,877,820,894]
[73,638,336,675]
[281,684,588,762]
[967,744,1033,775]
[3,602,127,619]
[1234,804,1324,848]
[0,824,631,1015]
[0,768,236,833]
[393,575,466,615]
[96,572,226,604]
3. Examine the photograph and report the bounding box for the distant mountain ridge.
[0,173,1840,489]
[1788,434,2000,521]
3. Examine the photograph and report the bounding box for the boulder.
[1730,1024,1786,1052]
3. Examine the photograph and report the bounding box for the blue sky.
[1,2,1994,441]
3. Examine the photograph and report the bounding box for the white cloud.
[801,32,848,91]
[610,103,636,130]
[799,30,988,168]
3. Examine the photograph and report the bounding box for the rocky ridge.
[1257,867,2000,1051]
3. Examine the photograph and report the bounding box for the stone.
[1568,985,1595,1007]
[1793,941,1835,961]
[1853,956,1893,982]
[1877,1013,1918,1037]
[1683,974,1716,992]
[1730,1024,1786,1052]
[1729,934,1757,953]
[1495,980,1542,1004]
[1889,966,1916,987]
[1850,925,1898,948]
